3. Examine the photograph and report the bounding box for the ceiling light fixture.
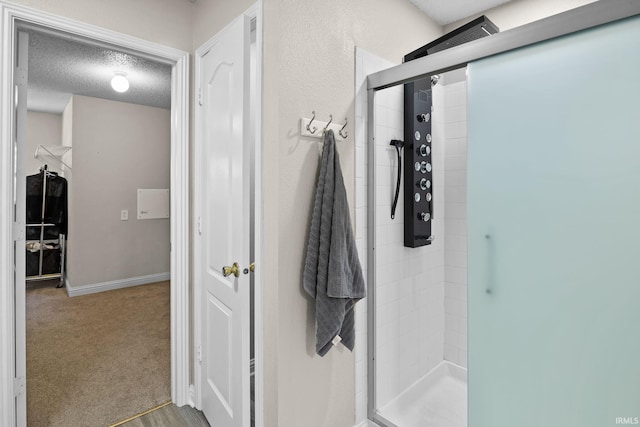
[111,71,129,93]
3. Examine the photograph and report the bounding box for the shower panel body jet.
[403,78,433,247]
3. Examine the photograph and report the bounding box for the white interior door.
[197,14,251,427]
[14,30,29,427]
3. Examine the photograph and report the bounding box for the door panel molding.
[197,13,250,427]
[0,3,191,425]
[194,2,263,426]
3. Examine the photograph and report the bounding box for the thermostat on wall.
[137,189,170,220]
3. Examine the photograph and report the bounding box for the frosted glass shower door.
[467,16,640,427]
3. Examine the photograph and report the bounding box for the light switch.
[121,210,128,221]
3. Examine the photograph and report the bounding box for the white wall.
[261,1,443,425]
[192,0,256,49]
[66,95,170,289]
[442,77,468,369]
[9,0,193,51]
[25,111,62,175]
[61,98,73,172]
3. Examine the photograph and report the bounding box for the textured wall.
[192,0,257,49]
[8,0,192,51]
[262,1,442,426]
[66,95,170,288]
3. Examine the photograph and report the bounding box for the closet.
[25,162,68,287]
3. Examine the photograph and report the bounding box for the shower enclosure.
[357,2,640,426]
[355,63,469,427]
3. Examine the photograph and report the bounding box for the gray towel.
[303,130,366,357]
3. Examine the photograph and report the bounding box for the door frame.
[362,1,640,426]
[0,2,191,426]
[193,2,264,426]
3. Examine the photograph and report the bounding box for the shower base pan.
[378,361,467,427]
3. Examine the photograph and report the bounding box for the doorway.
[20,24,174,425]
[0,4,190,426]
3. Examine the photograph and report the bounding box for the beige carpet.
[26,281,171,427]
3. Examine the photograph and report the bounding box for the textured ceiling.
[27,30,171,114]
[408,0,512,25]
[25,1,508,114]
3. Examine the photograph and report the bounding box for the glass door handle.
[485,233,495,295]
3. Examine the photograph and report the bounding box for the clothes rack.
[25,165,67,287]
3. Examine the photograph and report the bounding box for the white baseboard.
[188,384,197,408]
[65,272,170,297]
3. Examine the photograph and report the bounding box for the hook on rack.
[323,114,333,133]
[339,118,348,139]
[300,112,348,141]
[307,111,318,134]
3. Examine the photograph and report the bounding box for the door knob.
[222,262,240,278]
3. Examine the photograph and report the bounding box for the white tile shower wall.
[355,48,447,421]
[375,82,446,409]
[443,79,468,368]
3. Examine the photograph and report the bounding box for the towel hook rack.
[300,112,348,141]
[339,118,348,138]
[307,111,318,134]
[323,114,333,132]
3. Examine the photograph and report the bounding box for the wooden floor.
[112,403,210,427]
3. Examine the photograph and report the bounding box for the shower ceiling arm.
[366,0,640,92]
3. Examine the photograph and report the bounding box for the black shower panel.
[403,77,433,248]
[399,15,498,248]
